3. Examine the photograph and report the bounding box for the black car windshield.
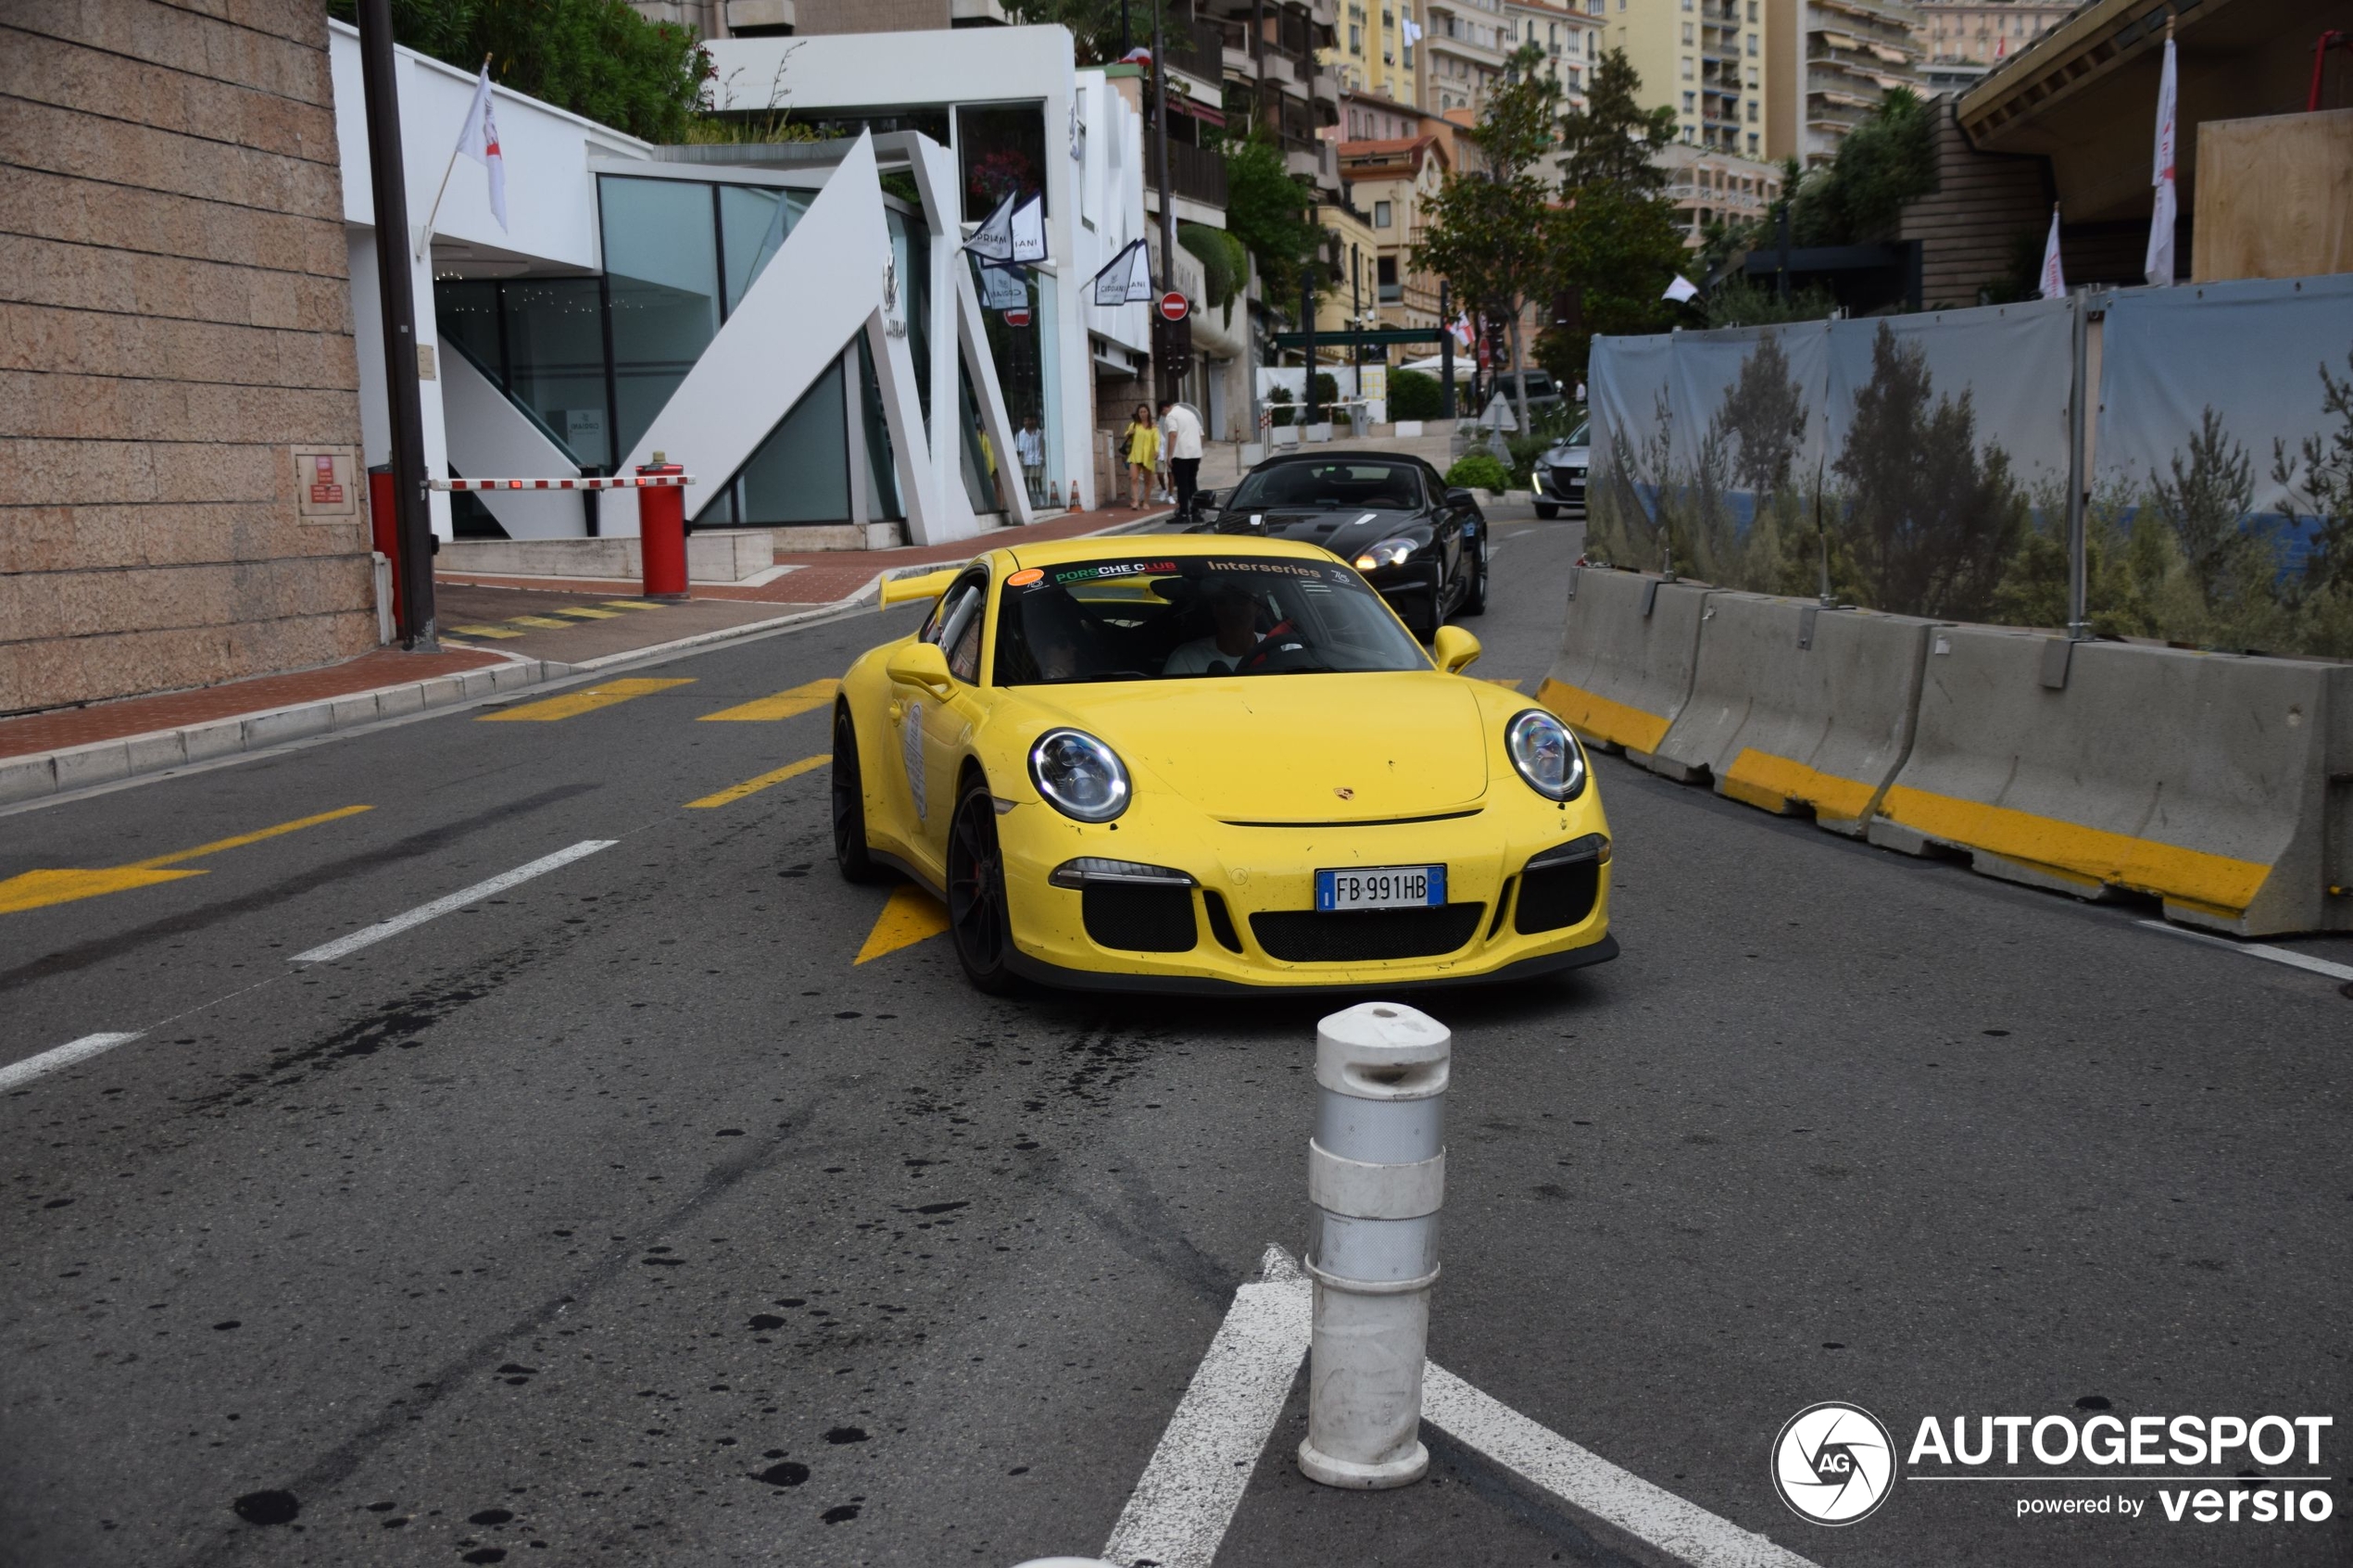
[1225,459,1425,512]
[994,556,1429,684]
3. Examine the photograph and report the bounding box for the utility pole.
[1302,263,1319,428]
[1439,278,1455,419]
[1151,0,1175,408]
[356,0,437,647]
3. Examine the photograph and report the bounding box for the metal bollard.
[1298,1001,1448,1489]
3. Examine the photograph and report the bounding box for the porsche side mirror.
[1445,487,1478,509]
[1431,624,1481,674]
[886,639,955,696]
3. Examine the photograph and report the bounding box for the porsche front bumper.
[993,797,1615,993]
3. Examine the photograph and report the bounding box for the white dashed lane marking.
[2138,921,2353,985]
[0,1033,144,1094]
[290,840,617,964]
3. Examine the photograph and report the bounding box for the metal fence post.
[2066,290,2090,642]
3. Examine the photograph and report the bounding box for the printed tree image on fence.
[1585,300,2353,659]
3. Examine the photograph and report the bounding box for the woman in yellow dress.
[1121,404,1158,509]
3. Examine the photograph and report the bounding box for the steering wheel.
[1229,619,1309,675]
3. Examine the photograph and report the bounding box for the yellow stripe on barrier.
[1534,678,1671,755]
[480,677,695,722]
[698,679,838,723]
[1719,749,1877,822]
[685,754,828,809]
[1876,784,2271,913]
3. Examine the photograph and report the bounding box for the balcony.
[1162,15,1230,85]
[1148,137,1231,210]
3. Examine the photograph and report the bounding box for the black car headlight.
[1505,709,1587,801]
[1029,728,1131,822]
[1353,535,1418,571]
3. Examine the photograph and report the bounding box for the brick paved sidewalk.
[0,646,510,763]
[438,502,1175,608]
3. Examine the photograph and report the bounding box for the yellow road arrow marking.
[854,884,950,964]
[699,679,838,722]
[480,677,694,722]
[685,754,828,809]
[0,804,373,917]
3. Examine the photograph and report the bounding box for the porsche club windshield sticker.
[1049,560,1178,586]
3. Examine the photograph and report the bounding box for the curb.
[0,510,1182,810]
[0,654,553,809]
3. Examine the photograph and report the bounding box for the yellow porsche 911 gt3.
[831,535,1616,995]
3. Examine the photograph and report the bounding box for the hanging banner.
[1089,239,1153,307]
[1009,193,1048,265]
[975,259,1029,310]
[966,192,1016,263]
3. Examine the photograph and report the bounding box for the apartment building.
[1766,0,1924,167]
[1504,0,1604,111]
[1598,0,1775,160]
[1918,0,2070,67]
[1338,133,1453,340]
[1329,0,1422,105]
[1420,0,1513,115]
[1657,142,1783,247]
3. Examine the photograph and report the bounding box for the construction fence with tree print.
[1584,275,2353,659]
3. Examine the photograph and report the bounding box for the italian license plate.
[1315,865,1446,911]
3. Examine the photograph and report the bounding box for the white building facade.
[332,19,1121,551]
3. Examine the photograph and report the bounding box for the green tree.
[1540,184,1685,393]
[2149,407,2273,611]
[1222,134,1320,312]
[1415,43,1564,431]
[1555,48,1674,196]
[1788,87,1937,245]
[1715,335,1809,499]
[1179,222,1250,323]
[1000,0,1128,65]
[332,0,710,144]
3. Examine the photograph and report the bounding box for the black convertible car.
[1182,452,1487,638]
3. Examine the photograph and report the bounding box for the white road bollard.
[1298,1001,1449,1489]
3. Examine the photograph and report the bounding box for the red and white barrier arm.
[427,474,697,492]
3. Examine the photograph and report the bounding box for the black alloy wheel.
[832,707,881,883]
[947,779,1017,994]
[1460,535,1489,616]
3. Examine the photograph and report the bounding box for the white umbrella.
[1401,354,1473,381]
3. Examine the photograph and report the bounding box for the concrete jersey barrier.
[1536,568,1715,773]
[1869,625,2353,935]
[1651,595,1937,836]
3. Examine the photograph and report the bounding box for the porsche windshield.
[993,557,1429,684]
[1224,459,1426,512]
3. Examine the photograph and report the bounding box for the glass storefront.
[956,102,1048,222]
[602,176,723,459]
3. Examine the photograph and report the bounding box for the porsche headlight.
[1029,728,1131,822]
[1506,709,1586,802]
[1353,535,1418,571]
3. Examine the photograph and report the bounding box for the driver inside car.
[1161,581,1265,675]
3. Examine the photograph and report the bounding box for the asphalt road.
[4,514,2349,1568]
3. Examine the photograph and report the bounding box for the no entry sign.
[1158,291,1189,322]
[1003,307,1032,327]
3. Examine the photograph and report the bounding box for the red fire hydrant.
[637,451,688,602]
[368,462,402,627]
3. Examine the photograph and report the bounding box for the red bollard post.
[368,462,402,628]
[637,451,688,602]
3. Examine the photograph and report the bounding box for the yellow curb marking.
[479,677,695,723]
[1878,783,2271,914]
[504,615,576,630]
[686,754,828,809]
[0,805,374,917]
[698,679,838,723]
[448,624,526,640]
[854,884,951,964]
[549,606,623,620]
[1534,677,1671,754]
[600,600,668,611]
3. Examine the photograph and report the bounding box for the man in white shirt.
[1013,414,1045,506]
[1159,397,1205,521]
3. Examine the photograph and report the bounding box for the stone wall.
[0,0,376,717]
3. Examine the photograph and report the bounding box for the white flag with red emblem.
[2144,31,2176,287]
[2038,205,2066,298]
[459,64,508,232]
